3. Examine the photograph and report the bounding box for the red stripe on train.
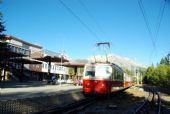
[83,79,127,94]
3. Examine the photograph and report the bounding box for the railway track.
[32,97,96,114]
[33,87,151,114]
[133,87,162,114]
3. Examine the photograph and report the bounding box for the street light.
[60,50,64,86]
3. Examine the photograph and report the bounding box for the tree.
[144,59,170,87]
[0,11,8,52]
[160,53,170,66]
[124,68,132,76]
[0,12,5,39]
[0,10,7,80]
[154,64,169,87]
[145,65,155,84]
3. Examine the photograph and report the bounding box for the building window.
[22,49,25,54]
[45,64,47,69]
[18,48,21,53]
[14,47,17,52]
[11,46,14,52]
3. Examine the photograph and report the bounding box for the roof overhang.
[33,56,69,63]
[9,57,42,64]
[55,62,85,67]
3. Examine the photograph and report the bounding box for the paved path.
[0,81,82,101]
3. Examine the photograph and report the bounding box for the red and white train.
[83,62,133,94]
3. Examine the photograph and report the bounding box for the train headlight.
[102,83,105,87]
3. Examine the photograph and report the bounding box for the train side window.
[85,66,95,77]
[113,68,115,80]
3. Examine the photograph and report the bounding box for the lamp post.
[60,50,64,86]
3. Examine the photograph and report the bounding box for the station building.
[0,35,73,82]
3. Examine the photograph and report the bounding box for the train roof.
[85,62,123,70]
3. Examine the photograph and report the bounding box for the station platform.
[0,81,84,114]
[0,81,82,101]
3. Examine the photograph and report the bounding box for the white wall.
[11,39,22,46]
[41,62,68,75]
[30,46,42,54]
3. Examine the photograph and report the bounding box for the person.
[51,75,56,84]
[51,75,55,81]
[80,79,83,85]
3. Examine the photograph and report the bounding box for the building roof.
[9,57,42,64]
[2,36,43,49]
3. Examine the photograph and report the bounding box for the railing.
[43,49,60,57]
[7,43,30,56]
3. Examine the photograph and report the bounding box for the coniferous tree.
[0,12,5,39]
[0,11,9,51]
[160,53,170,66]
[144,53,170,87]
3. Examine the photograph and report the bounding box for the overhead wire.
[138,0,167,64]
[151,0,166,64]
[77,0,113,58]
[58,0,101,42]
[154,0,167,43]
[138,0,157,64]
[77,0,107,41]
[138,0,156,48]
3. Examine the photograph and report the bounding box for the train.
[83,62,133,94]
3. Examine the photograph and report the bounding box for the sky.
[1,0,170,66]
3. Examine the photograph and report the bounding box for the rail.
[156,92,162,114]
[133,87,162,114]
[32,97,96,114]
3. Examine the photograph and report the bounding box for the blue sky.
[1,0,170,66]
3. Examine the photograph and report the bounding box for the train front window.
[85,66,95,77]
[95,65,112,78]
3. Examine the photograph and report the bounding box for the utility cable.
[77,0,107,41]
[154,0,167,43]
[138,0,167,65]
[138,0,157,64]
[58,0,101,42]
[138,0,156,48]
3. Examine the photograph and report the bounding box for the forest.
[144,53,170,88]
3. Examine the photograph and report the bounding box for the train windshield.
[95,65,112,78]
[84,66,95,77]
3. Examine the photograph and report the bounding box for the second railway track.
[133,86,162,114]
